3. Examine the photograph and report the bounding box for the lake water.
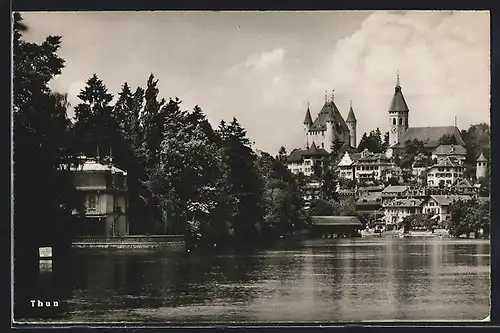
[25,236,490,323]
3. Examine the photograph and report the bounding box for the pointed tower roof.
[303,104,313,125]
[477,152,487,162]
[389,72,409,113]
[346,100,357,123]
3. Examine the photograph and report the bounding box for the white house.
[353,149,393,182]
[422,194,472,224]
[336,151,360,181]
[286,142,330,177]
[382,198,425,228]
[426,156,466,188]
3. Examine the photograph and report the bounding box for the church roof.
[303,107,313,125]
[346,103,357,122]
[394,126,465,149]
[477,152,487,162]
[310,101,349,132]
[389,84,409,113]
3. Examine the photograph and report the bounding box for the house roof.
[302,142,329,156]
[310,101,349,132]
[72,159,127,176]
[433,144,467,156]
[477,152,487,162]
[310,216,362,227]
[429,194,471,206]
[358,185,385,192]
[431,156,463,168]
[383,198,424,208]
[287,148,305,163]
[382,185,409,194]
[303,107,313,125]
[356,192,382,206]
[389,84,410,113]
[453,178,474,188]
[394,126,465,149]
[286,143,329,163]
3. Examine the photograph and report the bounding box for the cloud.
[227,47,286,76]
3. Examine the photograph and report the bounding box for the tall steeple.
[346,100,357,149]
[388,71,410,147]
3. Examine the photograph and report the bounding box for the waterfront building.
[355,191,383,218]
[422,194,472,224]
[71,156,129,237]
[432,144,467,164]
[452,178,478,196]
[382,198,425,228]
[425,156,466,188]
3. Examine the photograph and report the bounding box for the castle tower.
[476,152,488,179]
[324,91,337,152]
[303,103,313,149]
[346,100,357,149]
[388,71,409,147]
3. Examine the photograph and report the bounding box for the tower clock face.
[391,126,398,133]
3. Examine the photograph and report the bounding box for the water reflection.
[20,237,490,323]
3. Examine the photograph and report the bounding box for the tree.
[461,123,490,166]
[438,134,457,145]
[382,131,390,151]
[277,146,288,163]
[13,13,82,318]
[320,168,339,203]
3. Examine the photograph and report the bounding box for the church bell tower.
[388,71,409,147]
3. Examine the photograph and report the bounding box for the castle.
[303,91,357,152]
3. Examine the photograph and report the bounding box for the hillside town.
[285,75,490,237]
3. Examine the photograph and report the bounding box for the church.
[386,73,465,156]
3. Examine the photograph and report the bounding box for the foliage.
[385,177,400,186]
[357,128,384,153]
[448,198,490,238]
[320,168,339,203]
[438,134,457,145]
[461,123,490,166]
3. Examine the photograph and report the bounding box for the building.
[426,156,466,188]
[423,194,471,224]
[452,178,478,196]
[303,92,356,153]
[286,142,330,176]
[386,73,465,154]
[353,149,393,182]
[411,160,428,184]
[355,191,383,218]
[476,152,488,179]
[382,198,425,228]
[432,144,467,164]
[381,185,409,204]
[71,157,129,237]
[336,151,361,181]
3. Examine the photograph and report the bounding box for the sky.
[21,11,490,155]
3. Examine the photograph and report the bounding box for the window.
[446,180,452,184]
[438,168,444,172]
[453,173,458,177]
[88,195,97,210]
[393,118,396,125]
[399,118,403,125]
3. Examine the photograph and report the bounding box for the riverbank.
[71,235,185,249]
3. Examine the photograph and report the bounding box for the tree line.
[13,13,307,254]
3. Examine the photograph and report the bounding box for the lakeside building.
[432,144,467,164]
[381,185,409,204]
[336,151,360,181]
[355,191,383,218]
[422,194,472,224]
[382,198,425,228]
[71,156,129,237]
[425,156,466,188]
